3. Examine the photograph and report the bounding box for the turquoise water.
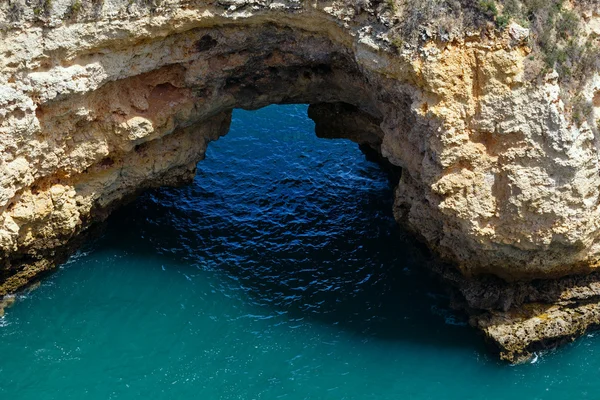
[1,105,600,399]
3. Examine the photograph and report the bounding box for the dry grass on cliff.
[507,0,599,124]
[388,0,600,125]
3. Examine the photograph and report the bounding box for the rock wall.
[1,0,600,361]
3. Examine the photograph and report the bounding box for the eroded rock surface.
[1,0,600,361]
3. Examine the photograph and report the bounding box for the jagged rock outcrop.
[1,0,600,361]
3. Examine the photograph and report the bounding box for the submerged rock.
[0,0,600,361]
[0,295,16,317]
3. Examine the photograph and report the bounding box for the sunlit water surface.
[1,105,600,399]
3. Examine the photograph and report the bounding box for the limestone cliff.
[1,0,600,362]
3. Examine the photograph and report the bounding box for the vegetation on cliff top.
[389,0,600,125]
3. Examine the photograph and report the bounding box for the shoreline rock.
[1,0,600,361]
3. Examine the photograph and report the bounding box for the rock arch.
[2,0,600,361]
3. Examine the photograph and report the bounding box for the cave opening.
[78,103,473,347]
[0,103,490,399]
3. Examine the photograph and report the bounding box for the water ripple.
[0,105,570,400]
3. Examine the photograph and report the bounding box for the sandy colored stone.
[1,0,600,361]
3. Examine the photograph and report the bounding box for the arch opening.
[2,13,599,363]
[0,104,490,398]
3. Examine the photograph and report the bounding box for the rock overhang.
[2,0,600,362]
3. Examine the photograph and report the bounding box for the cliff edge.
[1,0,600,362]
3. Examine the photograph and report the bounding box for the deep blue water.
[1,105,600,399]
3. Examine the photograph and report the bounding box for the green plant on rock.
[496,14,510,29]
[71,0,82,14]
[556,10,579,40]
[478,0,498,18]
[381,0,598,124]
[494,0,525,30]
[502,0,520,15]
[65,0,82,18]
[386,0,396,13]
[390,35,404,51]
[33,0,52,17]
[571,95,594,126]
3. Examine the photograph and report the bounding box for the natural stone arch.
[2,0,600,361]
[0,21,393,287]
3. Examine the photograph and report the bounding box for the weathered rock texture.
[1,0,600,361]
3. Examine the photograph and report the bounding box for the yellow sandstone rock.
[0,0,599,361]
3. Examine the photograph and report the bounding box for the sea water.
[0,105,599,399]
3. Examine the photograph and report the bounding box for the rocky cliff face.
[1,0,600,361]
